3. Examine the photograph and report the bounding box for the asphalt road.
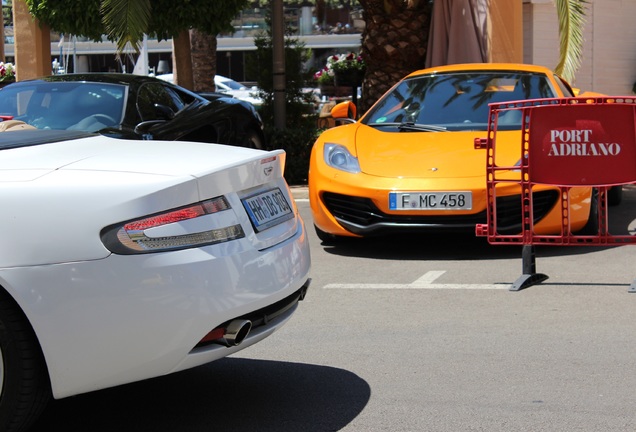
[32,186,636,431]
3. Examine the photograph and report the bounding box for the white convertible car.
[0,127,311,432]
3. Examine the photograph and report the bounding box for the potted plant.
[314,66,335,90]
[314,62,348,97]
[314,52,365,97]
[0,62,16,87]
[330,52,366,87]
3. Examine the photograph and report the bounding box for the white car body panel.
[155,73,263,106]
[0,132,310,399]
[214,75,263,106]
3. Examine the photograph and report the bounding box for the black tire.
[244,128,264,150]
[0,290,50,432]
[608,185,623,206]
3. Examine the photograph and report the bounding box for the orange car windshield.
[363,71,558,131]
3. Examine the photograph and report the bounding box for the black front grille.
[493,191,560,234]
[321,190,559,235]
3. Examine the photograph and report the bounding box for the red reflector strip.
[124,206,206,231]
[123,197,230,232]
[199,327,226,344]
[261,156,276,164]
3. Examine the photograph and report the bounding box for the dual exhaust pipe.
[214,319,252,347]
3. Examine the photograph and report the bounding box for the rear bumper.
[0,219,311,399]
[177,279,310,372]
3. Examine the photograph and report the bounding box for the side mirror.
[134,120,166,135]
[331,101,357,121]
[154,103,175,120]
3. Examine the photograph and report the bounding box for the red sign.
[528,103,636,185]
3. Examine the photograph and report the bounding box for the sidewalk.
[290,185,308,200]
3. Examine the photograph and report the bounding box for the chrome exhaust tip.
[215,319,252,347]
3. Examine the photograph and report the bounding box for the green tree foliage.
[554,0,588,83]
[249,33,316,130]
[2,0,13,26]
[25,0,248,52]
[247,8,319,184]
[100,0,151,51]
[25,0,104,40]
[248,4,317,128]
[144,0,247,43]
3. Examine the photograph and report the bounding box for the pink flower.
[0,62,15,81]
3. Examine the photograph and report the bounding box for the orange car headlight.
[324,143,360,173]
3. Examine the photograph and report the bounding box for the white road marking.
[324,270,510,290]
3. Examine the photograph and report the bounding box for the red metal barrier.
[475,97,636,291]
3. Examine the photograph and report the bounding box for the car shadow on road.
[31,358,370,432]
[318,232,617,261]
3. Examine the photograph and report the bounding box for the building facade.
[523,0,636,95]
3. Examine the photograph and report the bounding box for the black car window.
[554,74,575,97]
[170,86,200,106]
[136,82,185,121]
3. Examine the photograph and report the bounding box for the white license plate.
[389,191,472,210]
[242,188,293,232]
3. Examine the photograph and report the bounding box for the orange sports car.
[309,63,599,242]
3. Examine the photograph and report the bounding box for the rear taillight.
[101,196,245,254]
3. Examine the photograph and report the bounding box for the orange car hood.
[354,125,520,178]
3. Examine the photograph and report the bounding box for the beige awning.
[425,0,489,68]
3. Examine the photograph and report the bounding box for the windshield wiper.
[367,122,447,132]
[397,122,447,132]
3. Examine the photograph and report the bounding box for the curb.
[290,185,309,200]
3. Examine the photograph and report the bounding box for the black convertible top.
[0,130,95,150]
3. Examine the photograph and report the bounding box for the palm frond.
[554,0,588,82]
[101,0,152,53]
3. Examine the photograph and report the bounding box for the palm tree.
[356,0,432,113]
[99,0,245,91]
[189,30,217,92]
[554,0,588,83]
[356,0,587,113]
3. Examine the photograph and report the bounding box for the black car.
[0,73,265,148]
